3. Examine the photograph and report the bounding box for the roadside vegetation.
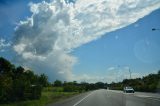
[0,57,48,105]
[0,87,79,106]
[109,71,160,92]
[0,57,160,106]
[0,57,80,106]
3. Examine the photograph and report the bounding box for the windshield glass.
[126,87,133,89]
[0,0,160,106]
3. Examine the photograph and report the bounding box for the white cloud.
[74,66,155,83]
[107,67,116,71]
[12,0,160,81]
[134,23,139,27]
[72,71,144,83]
[0,38,11,52]
[73,74,106,83]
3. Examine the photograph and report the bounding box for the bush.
[63,85,80,92]
[0,57,47,103]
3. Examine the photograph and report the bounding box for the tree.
[0,57,14,103]
[158,70,160,75]
[15,66,24,74]
[38,74,48,87]
[0,57,14,74]
[0,57,48,103]
[95,82,105,89]
[54,80,62,87]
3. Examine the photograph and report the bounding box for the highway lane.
[47,89,160,106]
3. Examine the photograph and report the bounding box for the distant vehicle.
[123,86,134,93]
[107,87,109,90]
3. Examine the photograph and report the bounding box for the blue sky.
[0,0,44,37]
[72,9,160,77]
[0,0,160,83]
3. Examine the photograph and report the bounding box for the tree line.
[1,57,160,104]
[53,80,108,92]
[53,70,160,93]
[0,57,49,103]
[52,71,160,93]
[109,71,160,92]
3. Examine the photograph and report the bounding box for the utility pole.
[128,68,131,79]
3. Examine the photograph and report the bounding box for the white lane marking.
[73,91,94,106]
[135,95,160,102]
[147,97,160,102]
[108,90,123,94]
[135,95,151,98]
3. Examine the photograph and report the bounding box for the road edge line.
[73,91,94,106]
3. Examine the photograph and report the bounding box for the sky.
[0,0,160,83]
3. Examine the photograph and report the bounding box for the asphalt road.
[47,89,160,106]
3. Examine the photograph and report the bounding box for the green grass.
[0,87,79,106]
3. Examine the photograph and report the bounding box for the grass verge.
[0,87,79,106]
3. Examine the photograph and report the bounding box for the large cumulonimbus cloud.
[13,0,160,81]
